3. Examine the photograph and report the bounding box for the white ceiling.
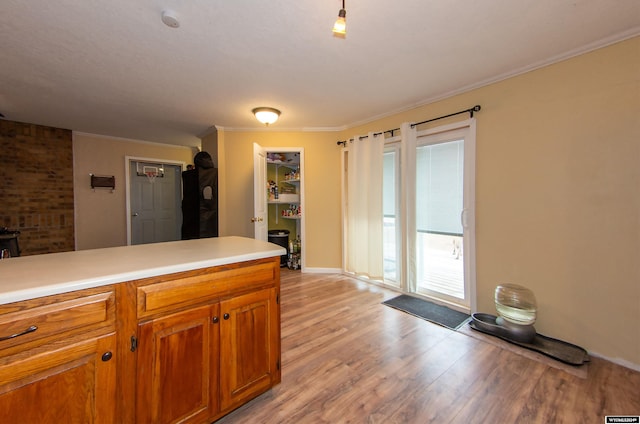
[2,1,639,147]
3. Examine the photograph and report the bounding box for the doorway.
[253,144,305,271]
[126,157,184,245]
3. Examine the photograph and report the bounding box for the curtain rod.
[336,104,481,146]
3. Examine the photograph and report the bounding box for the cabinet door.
[219,287,280,411]
[136,305,219,424]
[0,332,117,424]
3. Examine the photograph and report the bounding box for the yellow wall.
[73,133,195,250]
[221,37,639,366]
[473,37,638,366]
[218,131,342,269]
[364,37,638,366]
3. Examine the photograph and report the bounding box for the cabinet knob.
[212,316,219,323]
[101,351,113,362]
[223,313,230,320]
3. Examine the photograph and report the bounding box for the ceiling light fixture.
[252,107,281,126]
[332,0,346,37]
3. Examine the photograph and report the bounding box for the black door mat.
[382,294,470,330]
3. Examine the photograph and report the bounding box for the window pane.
[416,139,464,299]
[383,150,398,283]
[416,140,463,235]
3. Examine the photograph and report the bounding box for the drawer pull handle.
[0,325,38,341]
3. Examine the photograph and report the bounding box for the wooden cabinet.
[136,304,220,423]
[0,256,281,423]
[219,287,280,411]
[132,257,281,423]
[0,287,117,424]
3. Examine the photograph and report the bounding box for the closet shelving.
[267,159,301,222]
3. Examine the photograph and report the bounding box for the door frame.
[253,145,306,271]
[125,156,186,245]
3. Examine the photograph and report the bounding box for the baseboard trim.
[302,267,342,274]
[588,351,640,372]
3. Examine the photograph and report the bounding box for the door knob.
[132,213,139,217]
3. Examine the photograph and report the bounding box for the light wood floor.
[216,270,640,423]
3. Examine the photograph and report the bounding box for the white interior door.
[253,143,268,241]
[127,159,183,245]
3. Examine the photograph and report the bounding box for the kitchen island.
[0,236,285,304]
[0,236,285,423]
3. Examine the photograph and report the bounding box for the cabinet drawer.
[137,259,278,317]
[0,289,115,350]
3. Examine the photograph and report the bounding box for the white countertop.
[0,236,286,305]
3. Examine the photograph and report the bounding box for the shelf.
[267,155,301,229]
[268,200,299,205]
[268,193,299,203]
[266,160,299,170]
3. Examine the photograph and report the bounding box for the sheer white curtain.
[346,132,384,279]
[400,122,417,292]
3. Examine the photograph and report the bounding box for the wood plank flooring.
[215,270,640,423]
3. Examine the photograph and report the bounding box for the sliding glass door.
[345,119,475,311]
[379,122,475,310]
[414,126,474,309]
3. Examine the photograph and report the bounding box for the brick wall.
[0,119,74,255]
